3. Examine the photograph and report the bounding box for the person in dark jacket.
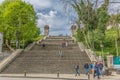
[94,62,100,79]
[42,43,46,48]
[98,61,104,77]
[75,64,80,76]
[84,62,89,75]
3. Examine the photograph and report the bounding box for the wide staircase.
[1,36,91,74]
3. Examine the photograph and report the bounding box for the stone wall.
[0,49,23,72]
[107,55,113,68]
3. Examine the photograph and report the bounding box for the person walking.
[75,64,80,76]
[94,62,100,79]
[42,43,46,48]
[90,61,95,79]
[98,61,104,77]
[84,62,89,75]
[65,41,68,47]
[58,50,63,57]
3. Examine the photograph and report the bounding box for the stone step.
[46,36,71,39]
[30,45,79,50]
[42,40,74,44]
[39,41,75,45]
[1,36,91,74]
[46,38,74,41]
[21,50,83,54]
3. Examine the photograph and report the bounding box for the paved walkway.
[0,74,87,80]
[0,74,120,80]
[0,77,64,80]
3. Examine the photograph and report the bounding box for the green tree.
[72,0,109,50]
[0,0,40,49]
[109,14,120,39]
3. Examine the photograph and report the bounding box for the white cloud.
[0,0,4,4]
[37,11,57,28]
[37,10,71,35]
[23,0,52,9]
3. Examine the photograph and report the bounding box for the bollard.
[57,72,59,78]
[88,72,90,80]
[57,70,59,78]
[24,71,26,77]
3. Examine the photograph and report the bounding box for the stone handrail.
[77,42,92,61]
[36,36,48,44]
[85,49,97,61]
[71,36,77,43]
[24,36,48,51]
[78,42,97,61]
[0,49,23,72]
[71,36,97,62]
[24,42,36,51]
[78,42,86,52]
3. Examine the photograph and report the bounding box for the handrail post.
[24,70,26,77]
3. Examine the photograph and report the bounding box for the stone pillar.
[98,56,102,61]
[0,32,3,53]
[44,25,49,36]
[107,55,113,68]
[71,25,77,35]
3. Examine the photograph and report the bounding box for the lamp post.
[100,43,104,61]
[115,37,119,56]
[100,44,103,56]
[16,30,19,49]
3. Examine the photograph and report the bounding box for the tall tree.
[0,0,40,49]
[72,0,109,50]
[109,14,120,39]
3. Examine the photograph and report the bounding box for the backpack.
[75,65,79,69]
[99,63,103,70]
[90,64,93,69]
[84,64,89,69]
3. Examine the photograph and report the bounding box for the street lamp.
[100,43,104,62]
[16,30,19,49]
[100,44,103,56]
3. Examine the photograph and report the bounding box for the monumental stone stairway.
[1,36,91,74]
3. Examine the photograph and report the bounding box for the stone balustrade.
[0,49,23,72]
[71,36,96,61]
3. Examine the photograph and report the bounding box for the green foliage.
[75,28,84,42]
[97,6,109,34]
[72,0,97,30]
[104,29,120,55]
[73,0,120,57]
[91,29,105,50]
[105,29,117,46]
[0,0,40,48]
[109,14,120,39]
[73,0,109,50]
[33,35,44,42]
[95,29,120,56]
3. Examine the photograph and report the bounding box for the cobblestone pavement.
[0,74,120,80]
[0,77,120,80]
[0,77,87,80]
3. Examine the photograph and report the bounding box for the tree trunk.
[82,30,91,49]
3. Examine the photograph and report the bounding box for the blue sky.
[0,0,120,35]
[26,0,77,36]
